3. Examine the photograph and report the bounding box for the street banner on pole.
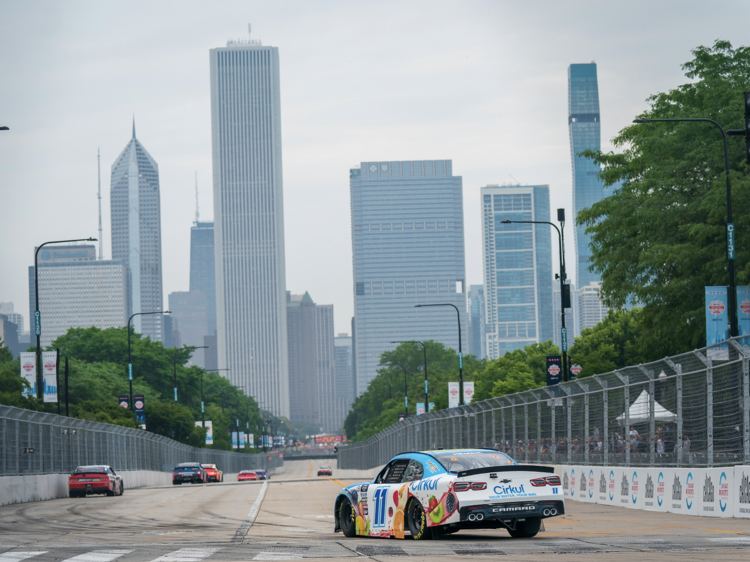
[248,432,254,448]
[546,355,562,386]
[737,286,750,337]
[429,402,435,412]
[448,382,459,408]
[706,286,729,360]
[195,421,213,445]
[416,402,425,415]
[134,395,146,426]
[463,381,475,404]
[231,432,238,448]
[42,351,58,402]
[20,352,36,396]
[239,432,246,448]
[118,395,129,409]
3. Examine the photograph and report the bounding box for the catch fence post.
[510,398,516,459]
[530,391,541,462]
[575,381,589,466]
[500,404,506,453]
[614,372,630,465]
[595,376,608,466]
[638,366,656,466]
[729,339,750,464]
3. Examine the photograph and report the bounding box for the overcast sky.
[1,0,748,335]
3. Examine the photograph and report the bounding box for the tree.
[577,40,750,356]
[146,401,205,447]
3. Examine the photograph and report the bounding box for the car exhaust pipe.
[549,507,557,516]
[468,513,476,521]
[475,513,484,521]
[543,508,551,517]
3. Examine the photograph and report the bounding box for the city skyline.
[2,3,741,335]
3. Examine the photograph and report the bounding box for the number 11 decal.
[373,487,388,527]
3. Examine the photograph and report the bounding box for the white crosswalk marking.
[253,549,305,561]
[62,551,133,562]
[151,548,222,562]
[0,554,47,562]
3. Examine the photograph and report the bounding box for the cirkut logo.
[493,484,525,496]
[708,299,725,315]
[657,472,665,507]
[719,472,729,512]
[410,478,439,491]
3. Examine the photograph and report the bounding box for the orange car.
[238,470,258,482]
[201,464,224,483]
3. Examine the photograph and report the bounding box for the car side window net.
[401,460,424,482]
[384,460,409,483]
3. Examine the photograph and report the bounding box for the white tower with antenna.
[195,171,199,223]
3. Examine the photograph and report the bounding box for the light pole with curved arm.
[34,238,97,399]
[173,345,208,402]
[202,368,229,427]
[414,303,464,405]
[391,340,428,413]
[128,310,170,411]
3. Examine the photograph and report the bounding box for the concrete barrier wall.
[556,464,750,519]
[0,470,171,507]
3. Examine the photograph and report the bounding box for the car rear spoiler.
[456,465,555,478]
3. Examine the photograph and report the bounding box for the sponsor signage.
[546,355,562,386]
[195,421,213,445]
[735,465,750,518]
[118,395,129,409]
[448,382,460,408]
[463,381,474,405]
[702,468,732,517]
[231,432,238,448]
[239,432,246,448]
[416,402,425,415]
[705,287,729,360]
[248,432,254,448]
[134,394,145,425]
[34,310,41,336]
[737,286,750,337]
[727,222,735,259]
[20,352,36,396]
[315,435,347,443]
[42,351,58,403]
[561,326,568,352]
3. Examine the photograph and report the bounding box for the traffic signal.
[744,92,750,164]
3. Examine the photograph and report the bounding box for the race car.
[172,462,207,485]
[318,466,333,476]
[238,470,258,481]
[334,449,563,540]
[255,469,271,480]
[201,464,224,483]
[69,465,124,497]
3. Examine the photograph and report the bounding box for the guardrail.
[0,405,283,476]
[339,337,750,470]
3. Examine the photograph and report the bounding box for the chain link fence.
[0,405,283,476]
[339,337,750,470]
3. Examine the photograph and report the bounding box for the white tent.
[616,390,676,424]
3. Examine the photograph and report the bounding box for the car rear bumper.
[69,484,112,494]
[173,476,203,483]
[459,500,565,523]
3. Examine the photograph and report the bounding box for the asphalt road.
[0,460,748,561]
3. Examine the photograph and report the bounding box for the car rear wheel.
[406,499,430,540]
[507,517,541,538]
[69,491,80,498]
[119,483,125,495]
[339,498,357,538]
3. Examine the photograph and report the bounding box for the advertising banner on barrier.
[448,382,459,408]
[606,468,620,506]
[463,382,475,405]
[568,466,582,501]
[594,466,608,504]
[627,468,643,509]
[734,465,750,518]
[584,467,596,503]
[615,468,631,508]
[737,286,750,336]
[561,465,573,498]
[701,468,733,517]
[705,286,729,360]
[575,466,589,501]
[20,352,36,396]
[42,351,58,403]
[641,469,662,512]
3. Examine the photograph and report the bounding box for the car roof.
[176,462,201,467]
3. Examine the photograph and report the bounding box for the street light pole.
[500,215,569,380]
[414,303,463,405]
[34,238,96,400]
[633,117,742,337]
[128,310,170,411]
[202,368,229,427]
[173,345,208,403]
[391,340,428,413]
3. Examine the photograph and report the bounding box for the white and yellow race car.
[334,448,563,539]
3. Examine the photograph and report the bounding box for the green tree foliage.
[344,341,484,442]
[145,401,206,447]
[71,400,140,428]
[577,40,750,355]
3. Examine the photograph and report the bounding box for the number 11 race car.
[334,449,563,540]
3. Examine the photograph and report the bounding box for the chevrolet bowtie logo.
[500,479,512,484]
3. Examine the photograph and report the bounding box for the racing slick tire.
[119,482,125,495]
[507,517,541,539]
[173,482,180,485]
[339,498,357,538]
[69,491,81,498]
[106,487,115,497]
[406,499,430,540]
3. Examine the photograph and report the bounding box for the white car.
[334,448,563,539]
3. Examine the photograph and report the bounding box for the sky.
[1,0,748,336]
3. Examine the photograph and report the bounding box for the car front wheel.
[339,498,357,538]
[406,499,430,540]
[507,517,541,538]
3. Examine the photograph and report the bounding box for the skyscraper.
[210,29,289,416]
[481,185,553,359]
[569,63,607,290]
[316,304,338,433]
[189,221,216,337]
[110,122,164,341]
[467,285,486,359]
[351,160,467,395]
[286,292,319,428]
[334,333,354,418]
[168,291,208,364]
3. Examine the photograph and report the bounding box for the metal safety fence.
[0,405,283,476]
[339,337,750,470]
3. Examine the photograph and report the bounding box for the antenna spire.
[132,115,136,139]
[98,148,103,260]
[195,171,200,223]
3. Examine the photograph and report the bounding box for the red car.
[69,465,124,497]
[201,464,224,483]
[238,470,258,482]
[318,466,332,477]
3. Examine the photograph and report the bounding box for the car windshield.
[240,471,255,475]
[74,466,107,474]
[432,451,514,472]
[175,467,199,472]
[201,465,216,469]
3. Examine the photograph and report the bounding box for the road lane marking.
[252,547,307,560]
[0,554,47,562]
[232,481,269,543]
[151,548,221,562]
[61,551,133,562]
[324,476,353,487]
[307,462,313,478]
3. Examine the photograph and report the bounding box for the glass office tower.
[481,185,553,359]
[468,285,486,359]
[569,63,607,289]
[189,221,216,337]
[350,160,467,395]
[210,31,289,416]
